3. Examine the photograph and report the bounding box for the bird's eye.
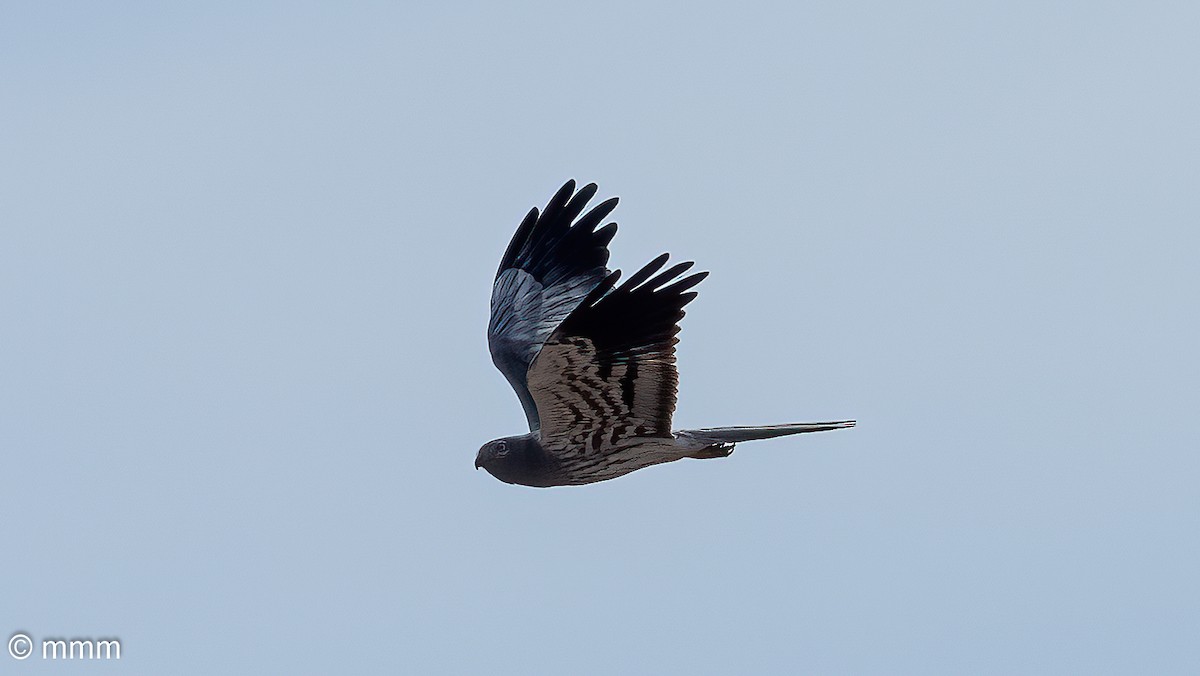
[496,440,508,455]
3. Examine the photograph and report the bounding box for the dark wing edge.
[527,253,708,452]
[488,180,619,431]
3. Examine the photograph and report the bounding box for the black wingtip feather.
[497,207,540,275]
[660,271,709,296]
[563,182,598,222]
[557,253,707,359]
[583,270,622,304]
[549,179,576,211]
[594,222,618,247]
[498,181,620,284]
[623,253,671,289]
[575,197,619,232]
[646,261,696,290]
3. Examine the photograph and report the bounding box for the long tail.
[677,420,856,444]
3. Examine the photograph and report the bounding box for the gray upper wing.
[525,254,707,469]
[488,180,618,432]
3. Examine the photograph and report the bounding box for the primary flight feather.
[478,180,854,487]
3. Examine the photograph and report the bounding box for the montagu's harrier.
[477,181,854,487]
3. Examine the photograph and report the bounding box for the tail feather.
[678,420,856,444]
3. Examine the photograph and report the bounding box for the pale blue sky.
[2,2,1198,674]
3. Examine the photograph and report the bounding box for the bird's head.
[475,434,544,485]
[475,438,513,471]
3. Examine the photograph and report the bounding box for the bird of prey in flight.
[477,180,854,487]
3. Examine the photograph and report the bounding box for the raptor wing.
[525,254,707,477]
[488,180,618,431]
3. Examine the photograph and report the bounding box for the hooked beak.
[475,455,483,470]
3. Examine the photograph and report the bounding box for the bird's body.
[477,433,690,487]
[477,181,854,487]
